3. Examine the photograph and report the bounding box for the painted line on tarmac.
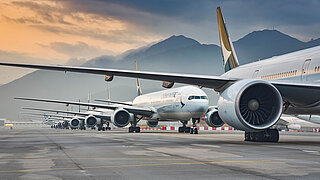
[1,158,319,173]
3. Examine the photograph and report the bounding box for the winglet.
[217,7,239,72]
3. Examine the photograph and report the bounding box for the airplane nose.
[195,100,209,113]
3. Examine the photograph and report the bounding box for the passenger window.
[195,96,200,99]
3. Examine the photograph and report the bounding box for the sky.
[0,0,319,85]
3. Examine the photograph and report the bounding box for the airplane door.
[301,59,311,81]
[252,70,259,78]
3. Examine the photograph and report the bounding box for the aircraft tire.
[190,128,194,134]
[194,128,198,134]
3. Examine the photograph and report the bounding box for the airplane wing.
[0,62,234,91]
[23,107,110,120]
[1,62,320,105]
[18,97,155,117]
[94,99,133,106]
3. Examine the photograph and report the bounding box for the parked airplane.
[22,107,110,130]
[16,85,209,133]
[1,7,319,142]
[16,62,211,134]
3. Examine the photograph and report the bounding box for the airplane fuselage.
[132,86,209,121]
[222,45,320,115]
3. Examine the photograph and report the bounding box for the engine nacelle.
[62,120,69,128]
[205,109,224,128]
[85,115,100,127]
[162,81,174,88]
[111,109,132,127]
[147,120,158,127]
[70,118,80,129]
[218,79,282,131]
[105,75,114,81]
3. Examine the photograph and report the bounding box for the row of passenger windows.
[188,96,208,100]
[261,70,298,80]
[314,66,320,72]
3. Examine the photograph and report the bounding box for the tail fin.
[135,61,142,96]
[217,7,239,72]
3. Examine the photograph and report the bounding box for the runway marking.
[1,158,319,173]
[0,157,189,161]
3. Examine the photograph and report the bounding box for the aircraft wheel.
[129,127,134,133]
[194,128,198,134]
[190,128,194,134]
[184,127,191,133]
[178,127,184,133]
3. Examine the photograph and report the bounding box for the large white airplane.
[1,7,320,142]
[16,85,209,134]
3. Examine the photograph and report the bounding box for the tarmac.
[0,127,320,180]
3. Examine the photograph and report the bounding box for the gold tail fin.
[217,7,239,72]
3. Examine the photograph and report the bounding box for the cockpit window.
[188,96,195,100]
[201,96,208,99]
[188,95,207,100]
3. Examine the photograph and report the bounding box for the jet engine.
[147,120,158,127]
[205,109,224,128]
[85,115,100,128]
[218,79,282,131]
[62,120,69,128]
[111,109,132,127]
[70,118,80,129]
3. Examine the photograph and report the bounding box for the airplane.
[15,61,212,134]
[22,107,111,130]
[0,7,319,142]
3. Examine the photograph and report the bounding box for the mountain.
[234,29,318,64]
[1,30,320,121]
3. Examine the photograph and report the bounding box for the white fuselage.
[132,86,209,121]
[222,45,320,115]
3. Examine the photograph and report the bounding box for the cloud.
[40,41,115,59]
[0,50,62,85]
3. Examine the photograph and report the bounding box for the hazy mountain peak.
[237,29,302,44]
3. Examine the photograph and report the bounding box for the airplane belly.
[285,105,320,115]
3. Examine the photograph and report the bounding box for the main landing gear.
[178,121,191,133]
[129,115,141,133]
[245,129,279,142]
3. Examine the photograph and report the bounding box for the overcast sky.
[0,0,319,84]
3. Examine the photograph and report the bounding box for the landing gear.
[190,118,199,134]
[105,122,111,130]
[129,115,141,133]
[245,129,279,142]
[178,121,191,133]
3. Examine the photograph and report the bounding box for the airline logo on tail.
[217,7,239,72]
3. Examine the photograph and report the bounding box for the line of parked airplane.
[1,7,320,142]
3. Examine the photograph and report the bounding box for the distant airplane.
[1,7,320,142]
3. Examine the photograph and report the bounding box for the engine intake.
[205,109,224,128]
[218,79,282,131]
[85,115,99,127]
[70,118,80,129]
[62,120,69,128]
[111,109,132,127]
[147,120,158,127]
